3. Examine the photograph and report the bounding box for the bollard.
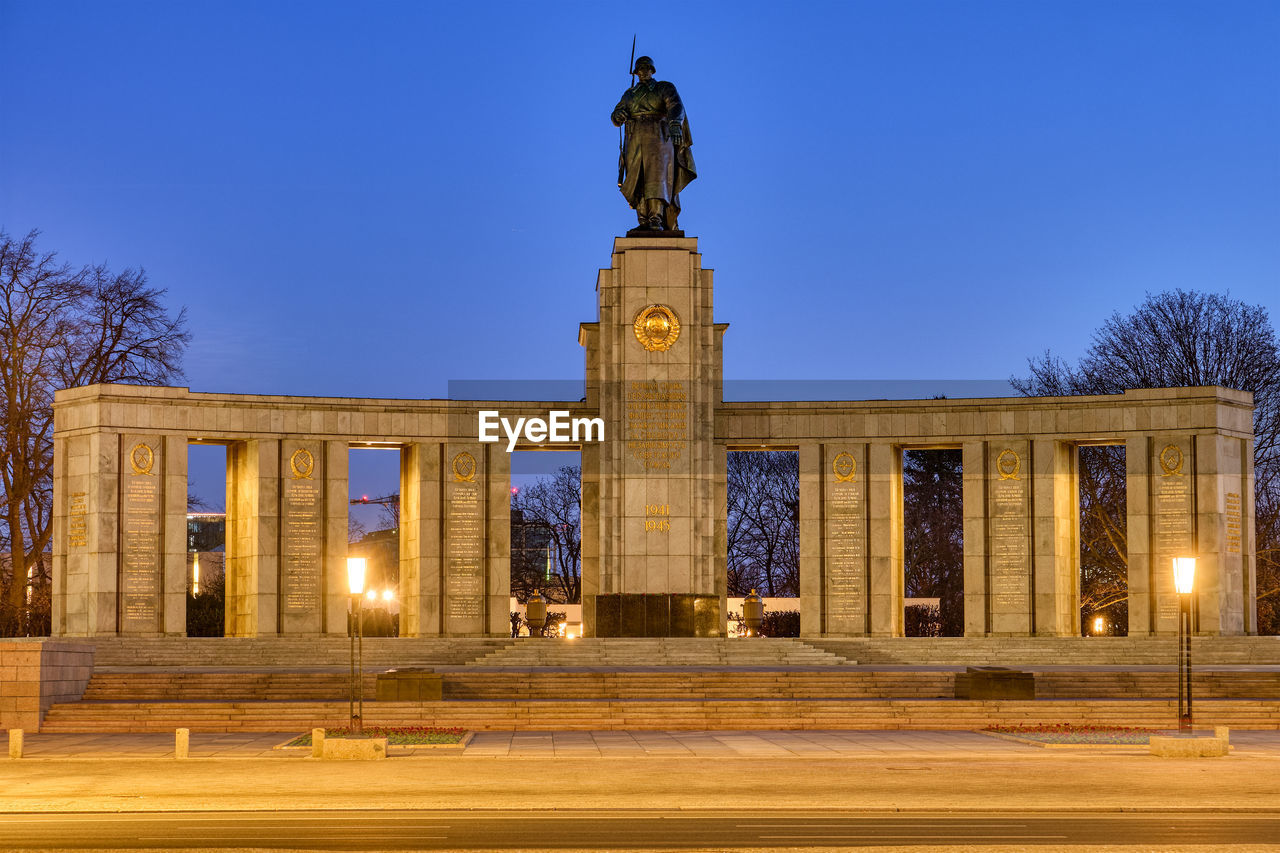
[8,729,22,759]
[312,727,325,759]
[175,728,189,759]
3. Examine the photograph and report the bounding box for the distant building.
[187,512,225,553]
[510,508,555,601]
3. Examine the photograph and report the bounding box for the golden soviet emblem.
[453,451,477,483]
[128,443,155,475]
[633,304,680,352]
[1159,444,1185,476]
[832,452,857,482]
[289,448,315,480]
[997,448,1021,481]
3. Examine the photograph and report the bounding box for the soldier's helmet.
[632,56,656,74]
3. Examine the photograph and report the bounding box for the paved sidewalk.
[11,729,1280,759]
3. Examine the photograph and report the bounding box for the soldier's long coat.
[614,79,697,226]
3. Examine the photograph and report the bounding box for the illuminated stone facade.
[52,237,1258,638]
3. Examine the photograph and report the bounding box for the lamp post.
[1173,556,1196,733]
[347,557,367,736]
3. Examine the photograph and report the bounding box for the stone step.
[467,638,853,668]
[75,669,1280,704]
[39,698,1280,733]
[808,636,1280,666]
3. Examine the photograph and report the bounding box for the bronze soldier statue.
[611,56,697,232]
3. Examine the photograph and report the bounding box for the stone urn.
[526,589,547,637]
[742,589,764,637]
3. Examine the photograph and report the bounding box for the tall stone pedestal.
[580,237,727,636]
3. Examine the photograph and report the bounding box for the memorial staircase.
[36,635,1280,733]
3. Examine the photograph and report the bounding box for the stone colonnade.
[720,390,1256,637]
[50,386,593,638]
[51,384,1257,639]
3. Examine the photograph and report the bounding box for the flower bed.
[984,724,1172,745]
[285,726,466,747]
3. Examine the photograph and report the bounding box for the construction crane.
[349,494,399,507]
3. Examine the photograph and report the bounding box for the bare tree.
[1014,290,1280,634]
[0,230,188,635]
[726,451,799,597]
[902,449,964,636]
[510,466,581,604]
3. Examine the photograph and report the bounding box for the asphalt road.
[5,809,1280,850]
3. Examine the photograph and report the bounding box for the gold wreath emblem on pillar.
[832,452,857,482]
[633,304,680,352]
[453,451,477,482]
[129,443,155,476]
[996,448,1021,481]
[289,448,315,480]
[1159,444,1185,476]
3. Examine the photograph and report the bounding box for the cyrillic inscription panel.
[120,437,163,633]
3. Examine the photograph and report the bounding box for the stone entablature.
[51,237,1258,640]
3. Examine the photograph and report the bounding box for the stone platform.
[26,635,1280,733]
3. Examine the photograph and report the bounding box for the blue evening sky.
[3,1,1277,507]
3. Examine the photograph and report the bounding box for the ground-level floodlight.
[1092,615,1105,636]
[1173,557,1196,732]
[346,557,367,735]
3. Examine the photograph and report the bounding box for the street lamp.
[1173,556,1196,733]
[347,557,367,736]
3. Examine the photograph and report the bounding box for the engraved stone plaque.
[825,447,866,633]
[280,441,323,628]
[1151,439,1194,626]
[989,444,1031,633]
[120,437,163,633]
[445,448,486,633]
[625,380,689,471]
[67,492,88,548]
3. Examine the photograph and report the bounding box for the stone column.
[485,446,511,637]
[986,439,1033,635]
[579,436,601,636]
[1125,436,1153,635]
[278,439,324,634]
[399,441,442,637]
[1194,433,1249,635]
[443,442,487,636]
[225,438,280,637]
[1031,439,1077,636]
[1243,439,1258,635]
[322,441,349,634]
[712,441,728,637]
[53,431,120,636]
[118,434,166,635]
[961,441,988,636]
[819,443,869,636]
[161,436,189,636]
[797,444,822,636]
[867,442,902,637]
[1147,435,1196,636]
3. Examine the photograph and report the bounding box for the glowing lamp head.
[1093,616,1104,634]
[366,589,378,601]
[382,588,394,602]
[346,557,367,595]
[1173,557,1196,595]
